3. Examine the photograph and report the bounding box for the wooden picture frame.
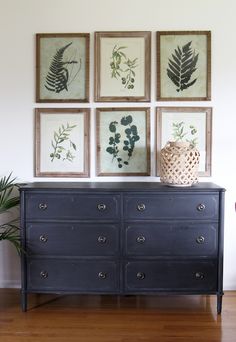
[157,31,211,101]
[94,31,151,102]
[36,33,90,102]
[35,108,90,177]
[96,108,150,176]
[156,107,212,176]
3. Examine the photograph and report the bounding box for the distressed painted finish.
[20,182,225,313]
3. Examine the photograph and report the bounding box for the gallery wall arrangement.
[35,30,212,178]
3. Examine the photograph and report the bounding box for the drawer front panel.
[124,261,217,291]
[27,259,119,291]
[124,194,219,220]
[27,223,119,256]
[25,193,120,220]
[125,223,217,257]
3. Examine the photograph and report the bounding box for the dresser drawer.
[124,194,219,220]
[25,193,120,220]
[124,261,217,292]
[125,223,217,257]
[27,223,119,256]
[27,259,119,292]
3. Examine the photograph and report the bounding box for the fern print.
[50,123,77,162]
[167,41,199,92]
[45,42,81,93]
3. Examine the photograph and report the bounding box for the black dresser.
[20,182,225,313]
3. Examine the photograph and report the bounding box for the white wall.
[0,0,236,289]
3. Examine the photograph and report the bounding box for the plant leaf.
[44,42,78,94]
[166,41,199,92]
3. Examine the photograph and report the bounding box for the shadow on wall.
[0,199,21,288]
[0,177,21,288]
[0,241,20,288]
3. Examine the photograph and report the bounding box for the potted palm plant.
[0,173,21,254]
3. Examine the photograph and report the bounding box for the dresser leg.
[217,294,223,314]
[21,291,27,312]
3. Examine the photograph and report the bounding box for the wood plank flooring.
[0,289,236,342]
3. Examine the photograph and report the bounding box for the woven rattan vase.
[160,141,200,187]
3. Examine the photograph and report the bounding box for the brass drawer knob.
[40,271,48,279]
[39,235,48,243]
[98,236,107,244]
[137,203,146,211]
[197,203,206,211]
[136,236,146,243]
[196,236,205,244]
[98,272,107,279]
[38,203,47,210]
[195,272,204,280]
[97,203,106,211]
[136,272,145,280]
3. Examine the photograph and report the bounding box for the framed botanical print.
[96,108,150,176]
[94,31,151,102]
[156,107,212,176]
[36,33,90,102]
[35,108,90,177]
[157,31,211,101]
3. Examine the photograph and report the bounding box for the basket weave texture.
[160,141,200,186]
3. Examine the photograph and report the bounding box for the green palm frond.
[0,172,20,212]
[0,221,21,255]
[0,173,21,254]
[0,172,17,191]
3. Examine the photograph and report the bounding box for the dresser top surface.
[19,182,225,192]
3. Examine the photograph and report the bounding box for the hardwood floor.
[0,290,236,342]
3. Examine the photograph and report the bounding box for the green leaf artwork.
[172,121,198,148]
[110,45,138,89]
[50,123,77,162]
[106,115,140,168]
[45,42,82,94]
[167,41,199,92]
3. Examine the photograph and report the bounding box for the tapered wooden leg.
[21,291,27,312]
[217,294,223,314]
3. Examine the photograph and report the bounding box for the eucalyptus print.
[110,45,138,89]
[110,46,126,79]
[50,123,77,162]
[121,115,140,160]
[172,121,198,148]
[45,42,81,94]
[167,41,199,92]
[122,57,138,89]
[106,115,140,168]
[106,121,123,168]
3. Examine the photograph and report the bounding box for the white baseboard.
[0,280,21,288]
